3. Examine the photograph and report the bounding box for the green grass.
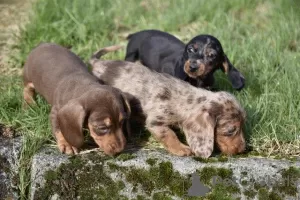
[0,0,300,199]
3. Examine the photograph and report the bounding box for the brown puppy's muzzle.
[89,128,126,156]
[184,60,206,78]
[216,131,246,155]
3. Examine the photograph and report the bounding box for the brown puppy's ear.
[185,112,216,158]
[221,54,245,90]
[57,100,86,148]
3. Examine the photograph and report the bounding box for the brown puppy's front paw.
[57,141,79,155]
[169,144,193,157]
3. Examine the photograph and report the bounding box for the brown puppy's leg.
[50,107,79,155]
[23,82,35,108]
[148,126,192,156]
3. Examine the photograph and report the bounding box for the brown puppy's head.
[183,35,245,90]
[57,88,131,156]
[183,92,246,158]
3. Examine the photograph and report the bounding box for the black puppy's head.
[183,35,245,90]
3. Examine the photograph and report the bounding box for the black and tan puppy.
[125,29,245,90]
[23,43,130,155]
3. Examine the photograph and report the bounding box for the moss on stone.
[196,167,240,200]
[241,180,248,186]
[35,152,194,199]
[146,158,158,166]
[243,189,256,198]
[134,195,149,200]
[258,188,269,200]
[124,161,191,197]
[192,155,228,163]
[34,153,126,200]
[34,150,299,200]
[152,191,173,200]
[107,162,119,171]
[268,192,282,200]
[0,154,10,174]
[241,171,248,176]
[217,156,229,162]
[257,187,283,200]
[192,157,213,163]
[198,167,234,185]
[254,182,263,191]
[273,166,300,196]
[115,153,137,161]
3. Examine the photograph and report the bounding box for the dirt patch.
[0,0,32,75]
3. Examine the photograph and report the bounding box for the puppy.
[125,29,245,90]
[90,46,246,158]
[23,43,130,156]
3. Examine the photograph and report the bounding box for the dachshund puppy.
[90,46,246,158]
[23,43,131,156]
[125,29,245,90]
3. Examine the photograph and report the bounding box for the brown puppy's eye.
[94,126,110,135]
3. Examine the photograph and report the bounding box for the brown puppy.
[90,46,246,158]
[23,43,130,156]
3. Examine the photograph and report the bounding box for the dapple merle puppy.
[90,45,246,158]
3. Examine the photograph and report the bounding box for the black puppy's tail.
[89,45,123,66]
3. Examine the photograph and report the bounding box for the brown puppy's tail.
[89,45,123,66]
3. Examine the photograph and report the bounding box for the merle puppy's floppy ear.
[184,112,216,158]
[121,93,131,117]
[57,100,86,148]
[120,93,132,137]
[221,54,245,90]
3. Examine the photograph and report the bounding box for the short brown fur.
[23,43,130,156]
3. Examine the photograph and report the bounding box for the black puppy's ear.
[221,54,245,90]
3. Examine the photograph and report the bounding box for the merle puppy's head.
[183,35,245,90]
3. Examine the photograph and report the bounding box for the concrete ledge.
[30,148,300,200]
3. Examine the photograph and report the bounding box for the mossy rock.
[30,148,300,200]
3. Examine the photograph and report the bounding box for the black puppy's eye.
[187,47,195,53]
[208,53,216,58]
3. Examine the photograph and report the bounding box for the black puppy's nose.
[189,65,199,72]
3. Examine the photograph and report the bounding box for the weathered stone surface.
[0,126,22,200]
[30,149,69,200]
[30,147,300,200]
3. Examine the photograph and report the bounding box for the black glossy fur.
[125,30,245,90]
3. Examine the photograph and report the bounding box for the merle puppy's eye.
[187,47,195,53]
[225,126,237,136]
[95,126,110,135]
